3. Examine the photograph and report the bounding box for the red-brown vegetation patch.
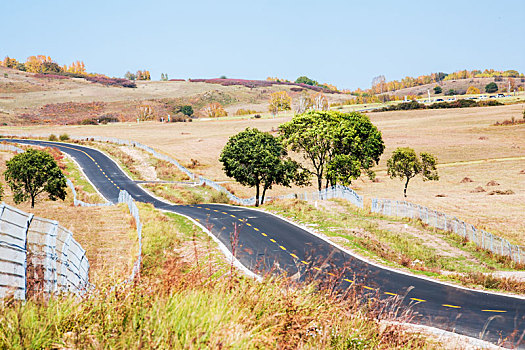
[18,101,112,124]
[460,177,474,183]
[488,189,515,195]
[470,186,486,193]
[486,180,500,186]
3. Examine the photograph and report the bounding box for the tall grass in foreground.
[0,204,438,349]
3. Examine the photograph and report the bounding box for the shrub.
[179,105,194,117]
[235,108,258,116]
[59,133,69,141]
[466,86,481,94]
[48,134,58,141]
[254,114,262,119]
[485,82,498,93]
[210,191,230,203]
[80,118,97,125]
[433,86,442,94]
[85,75,136,88]
[445,89,457,96]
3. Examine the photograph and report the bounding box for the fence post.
[23,213,34,300]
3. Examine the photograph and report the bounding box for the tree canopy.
[219,128,308,206]
[295,76,318,86]
[4,149,67,208]
[280,110,384,191]
[485,82,498,93]
[268,91,292,116]
[386,147,439,197]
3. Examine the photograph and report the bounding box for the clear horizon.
[1,0,524,90]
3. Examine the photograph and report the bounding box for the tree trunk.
[404,177,410,198]
[31,194,35,208]
[261,185,268,206]
[255,183,260,207]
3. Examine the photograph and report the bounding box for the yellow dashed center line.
[253,227,259,231]
[270,239,276,243]
[313,267,321,271]
[482,309,507,313]
[261,232,267,237]
[301,261,309,265]
[230,214,236,218]
[195,218,200,222]
[246,223,252,226]
[238,219,244,222]
[213,209,218,212]
[410,298,426,303]
[222,212,228,214]
[442,304,461,309]
[344,279,354,283]
[384,292,397,296]
[363,286,375,291]
[327,272,336,277]
[205,208,210,210]
[279,246,286,251]
[290,253,298,259]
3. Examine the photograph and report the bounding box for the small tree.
[485,82,498,93]
[202,102,227,118]
[179,105,194,117]
[387,147,439,197]
[125,71,136,80]
[219,128,308,206]
[4,149,67,208]
[466,86,481,95]
[269,91,291,116]
[433,86,442,94]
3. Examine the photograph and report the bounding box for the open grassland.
[3,103,524,243]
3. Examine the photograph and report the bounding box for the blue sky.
[1,0,524,90]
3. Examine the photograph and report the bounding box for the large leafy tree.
[4,149,67,208]
[280,110,384,191]
[387,147,439,197]
[219,128,308,206]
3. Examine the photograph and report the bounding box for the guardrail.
[371,198,524,264]
[0,203,90,300]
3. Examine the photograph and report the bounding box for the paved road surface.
[3,139,524,348]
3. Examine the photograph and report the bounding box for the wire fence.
[0,203,91,300]
[118,190,142,281]
[371,198,524,264]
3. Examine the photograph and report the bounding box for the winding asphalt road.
[3,138,524,348]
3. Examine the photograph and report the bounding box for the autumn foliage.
[466,86,481,95]
[202,102,228,118]
[269,91,292,115]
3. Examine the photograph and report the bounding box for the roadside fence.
[0,203,90,300]
[371,198,524,264]
[118,190,142,281]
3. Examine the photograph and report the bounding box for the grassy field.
[0,151,136,283]
[3,102,524,244]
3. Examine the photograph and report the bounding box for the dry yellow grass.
[1,103,524,244]
[0,151,135,283]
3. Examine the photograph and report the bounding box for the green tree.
[485,82,498,93]
[219,128,308,206]
[433,86,442,94]
[4,149,67,208]
[179,105,194,117]
[125,71,136,80]
[295,76,318,86]
[386,147,439,197]
[280,111,384,191]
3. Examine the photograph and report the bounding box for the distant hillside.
[383,77,525,98]
[0,66,346,125]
